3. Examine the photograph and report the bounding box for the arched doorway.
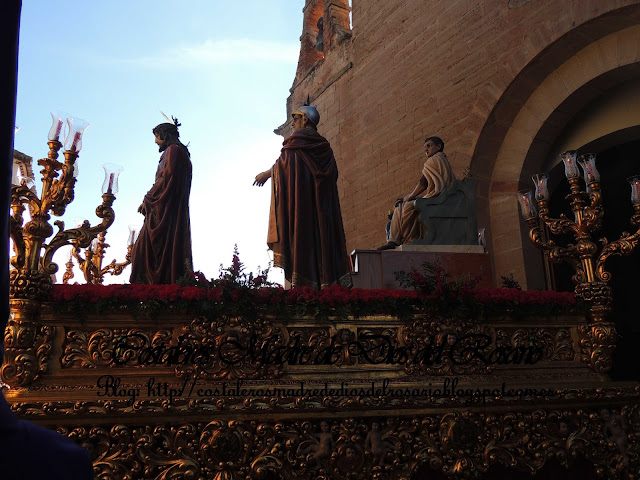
[470,17,640,289]
[469,14,640,378]
[547,137,640,380]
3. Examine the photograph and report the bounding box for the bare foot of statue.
[376,241,399,251]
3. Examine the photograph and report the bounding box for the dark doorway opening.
[547,139,640,380]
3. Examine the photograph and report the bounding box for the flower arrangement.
[50,249,582,321]
[394,257,578,318]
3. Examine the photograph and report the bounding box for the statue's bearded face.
[155,133,169,152]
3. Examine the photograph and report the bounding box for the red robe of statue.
[268,128,352,288]
[130,143,192,284]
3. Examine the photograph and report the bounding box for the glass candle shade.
[532,173,549,201]
[561,151,580,179]
[578,153,600,183]
[102,164,124,194]
[90,237,99,252]
[628,176,640,205]
[15,170,36,190]
[48,111,68,141]
[127,225,140,246]
[63,117,90,152]
[21,177,36,190]
[517,190,537,220]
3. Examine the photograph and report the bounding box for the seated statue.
[412,176,479,245]
[378,136,456,250]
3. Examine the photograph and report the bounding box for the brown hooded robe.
[130,143,192,284]
[268,128,352,288]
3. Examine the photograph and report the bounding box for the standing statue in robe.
[254,104,352,289]
[130,119,192,284]
[378,136,456,250]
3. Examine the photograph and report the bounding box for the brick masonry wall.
[286,0,640,284]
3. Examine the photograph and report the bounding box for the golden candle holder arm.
[62,255,76,284]
[99,245,133,281]
[10,183,42,269]
[41,192,116,277]
[9,144,84,279]
[52,151,79,215]
[595,206,640,282]
[526,218,585,283]
[519,155,640,373]
[36,140,63,204]
[89,230,112,284]
[10,203,26,269]
[69,242,96,284]
[39,142,79,217]
[12,182,42,209]
[546,245,586,284]
[70,240,88,269]
[538,205,580,237]
[581,185,604,232]
[62,221,131,285]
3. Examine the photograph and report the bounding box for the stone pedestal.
[350,246,492,290]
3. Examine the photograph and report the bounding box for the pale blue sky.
[14,1,306,284]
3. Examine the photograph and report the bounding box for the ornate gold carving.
[44,407,640,479]
[523,171,640,367]
[42,192,116,276]
[62,328,172,368]
[64,230,132,285]
[9,269,51,300]
[495,327,575,361]
[575,282,612,323]
[51,315,588,378]
[402,316,496,376]
[596,204,640,283]
[174,315,286,381]
[11,139,116,282]
[6,135,120,388]
[1,299,55,386]
[10,384,639,417]
[579,322,618,373]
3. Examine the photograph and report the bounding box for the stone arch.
[471,18,640,288]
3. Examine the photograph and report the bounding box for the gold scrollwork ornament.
[579,322,617,373]
[1,299,55,387]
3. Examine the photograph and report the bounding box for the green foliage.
[394,256,482,318]
[500,273,522,290]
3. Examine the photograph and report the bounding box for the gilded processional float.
[3,115,640,479]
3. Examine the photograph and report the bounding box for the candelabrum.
[517,151,640,373]
[3,112,119,387]
[63,221,137,285]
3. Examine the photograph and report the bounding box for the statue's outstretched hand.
[138,203,146,216]
[254,170,271,187]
